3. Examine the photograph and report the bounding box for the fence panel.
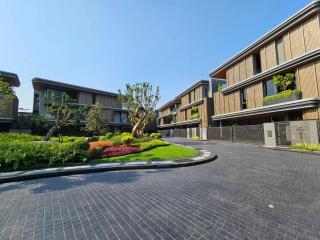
[180,129,187,138]
[232,125,264,144]
[207,127,232,141]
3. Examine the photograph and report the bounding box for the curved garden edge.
[0,148,217,184]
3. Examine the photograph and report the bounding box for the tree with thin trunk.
[83,102,108,136]
[43,92,80,141]
[118,82,160,138]
[0,79,15,113]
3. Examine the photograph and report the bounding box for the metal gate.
[207,125,264,144]
[275,122,292,146]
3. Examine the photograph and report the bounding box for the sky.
[0,0,311,111]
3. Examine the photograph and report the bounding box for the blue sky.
[0,0,311,111]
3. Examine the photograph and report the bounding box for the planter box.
[263,92,301,106]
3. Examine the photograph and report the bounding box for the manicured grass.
[91,144,198,163]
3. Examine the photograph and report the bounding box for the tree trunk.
[43,124,59,141]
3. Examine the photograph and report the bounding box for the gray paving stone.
[1,138,320,239]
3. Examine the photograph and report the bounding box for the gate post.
[263,123,277,147]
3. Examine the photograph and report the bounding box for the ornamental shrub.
[150,133,161,139]
[263,89,301,104]
[121,135,134,144]
[97,145,141,158]
[137,139,169,151]
[105,132,114,139]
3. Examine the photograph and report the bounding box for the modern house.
[0,70,20,131]
[32,78,129,132]
[158,79,225,137]
[210,0,320,126]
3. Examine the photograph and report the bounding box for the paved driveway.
[0,138,320,240]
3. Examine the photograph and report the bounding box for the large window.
[263,80,278,97]
[276,38,285,65]
[253,52,262,75]
[240,89,247,110]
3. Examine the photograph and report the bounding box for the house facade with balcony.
[32,78,129,132]
[210,1,320,126]
[0,70,20,131]
[158,79,225,136]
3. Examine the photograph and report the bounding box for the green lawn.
[91,144,198,163]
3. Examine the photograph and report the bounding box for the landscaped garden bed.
[0,132,197,172]
[290,143,320,152]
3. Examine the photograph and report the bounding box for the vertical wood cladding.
[254,82,263,107]
[245,56,254,78]
[227,68,234,86]
[265,42,277,69]
[239,59,247,81]
[228,93,235,113]
[246,85,256,109]
[233,63,240,84]
[283,33,292,61]
[78,92,93,105]
[260,47,267,72]
[302,15,320,53]
[289,25,306,58]
[297,62,320,98]
[233,90,241,112]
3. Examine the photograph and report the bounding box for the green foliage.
[143,133,150,137]
[105,132,114,139]
[192,136,200,141]
[150,133,161,139]
[118,82,160,137]
[218,83,223,91]
[290,143,320,151]
[121,135,134,144]
[0,79,15,113]
[120,132,133,137]
[263,89,301,104]
[272,73,295,91]
[95,147,103,155]
[137,139,169,151]
[30,114,49,135]
[44,92,83,140]
[83,103,108,135]
[0,135,89,171]
[0,133,42,142]
[191,106,199,119]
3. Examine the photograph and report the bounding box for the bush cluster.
[137,139,169,151]
[0,138,89,171]
[290,143,320,151]
[121,135,134,144]
[150,133,161,139]
[263,89,301,104]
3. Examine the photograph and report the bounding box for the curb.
[262,146,320,155]
[0,149,217,184]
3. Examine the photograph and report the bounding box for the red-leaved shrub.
[88,141,113,156]
[96,145,141,158]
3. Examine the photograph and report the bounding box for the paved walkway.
[1,138,320,239]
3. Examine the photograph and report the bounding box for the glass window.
[263,80,278,97]
[113,111,121,123]
[240,89,247,110]
[253,52,262,74]
[276,38,285,65]
[188,93,191,103]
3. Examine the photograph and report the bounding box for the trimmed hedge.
[263,89,301,104]
[150,133,161,139]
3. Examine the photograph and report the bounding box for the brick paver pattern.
[1,138,320,240]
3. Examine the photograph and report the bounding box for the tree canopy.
[118,82,160,138]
